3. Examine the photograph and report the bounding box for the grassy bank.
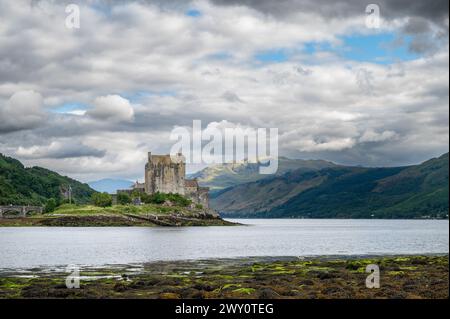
[0,255,447,299]
[0,204,236,227]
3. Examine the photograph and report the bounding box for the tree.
[148,192,166,204]
[140,192,191,206]
[44,198,57,213]
[91,192,112,207]
[131,189,143,199]
[117,192,131,205]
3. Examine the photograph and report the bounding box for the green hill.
[212,153,449,219]
[0,153,96,205]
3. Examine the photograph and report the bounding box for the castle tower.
[145,152,186,195]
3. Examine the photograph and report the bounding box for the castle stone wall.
[198,187,209,208]
[142,152,209,208]
[145,153,186,195]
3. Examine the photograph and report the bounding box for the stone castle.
[119,152,209,208]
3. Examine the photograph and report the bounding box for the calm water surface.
[0,219,448,268]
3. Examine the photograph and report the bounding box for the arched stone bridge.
[0,206,43,218]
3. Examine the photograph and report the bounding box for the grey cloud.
[211,0,449,55]
[210,0,448,21]
[403,17,431,34]
[399,17,448,54]
[379,0,449,22]
[408,35,439,54]
[222,91,244,103]
[422,83,450,100]
[355,68,374,95]
[285,140,447,168]
[28,0,449,26]
[16,141,106,159]
[294,66,312,76]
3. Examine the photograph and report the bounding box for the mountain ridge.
[210,153,449,219]
[88,178,134,194]
[189,156,337,192]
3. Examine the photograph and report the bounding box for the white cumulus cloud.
[0,90,46,133]
[359,130,398,143]
[86,95,134,122]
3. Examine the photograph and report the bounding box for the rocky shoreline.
[0,204,237,227]
[0,255,447,299]
[0,214,236,227]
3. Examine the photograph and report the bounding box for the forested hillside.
[0,153,95,205]
[212,153,449,219]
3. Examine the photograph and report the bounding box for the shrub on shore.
[91,192,112,207]
[44,198,58,213]
[117,193,132,205]
[140,192,191,207]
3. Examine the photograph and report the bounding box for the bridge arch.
[0,206,43,218]
[25,206,43,216]
[0,207,22,218]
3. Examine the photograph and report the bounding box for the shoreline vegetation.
[1,209,447,227]
[0,203,237,227]
[0,255,447,299]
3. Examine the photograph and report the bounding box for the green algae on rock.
[0,255,447,299]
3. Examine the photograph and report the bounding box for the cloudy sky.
[0,0,448,182]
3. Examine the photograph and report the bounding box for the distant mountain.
[211,153,449,219]
[88,178,134,194]
[189,157,337,192]
[0,153,96,205]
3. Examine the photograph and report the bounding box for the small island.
[0,201,235,227]
[0,152,235,227]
